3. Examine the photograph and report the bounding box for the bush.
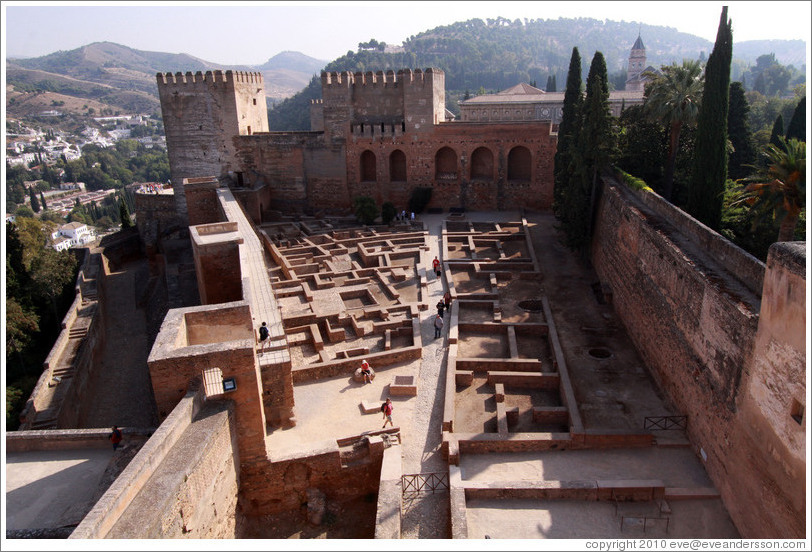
[381,202,396,224]
[408,187,433,214]
[353,195,378,225]
[617,169,653,192]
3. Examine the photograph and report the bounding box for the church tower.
[626,33,647,92]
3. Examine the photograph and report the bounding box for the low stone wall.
[5,428,152,453]
[70,387,209,538]
[291,344,422,382]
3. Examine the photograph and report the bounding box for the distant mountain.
[6,42,328,119]
[733,39,807,68]
[257,51,327,73]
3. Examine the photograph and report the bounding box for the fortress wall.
[343,122,556,212]
[72,389,241,539]
[731,242,806,537]
[591,179,804,538]
[239,440,384,517]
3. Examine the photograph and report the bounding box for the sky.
[2,1,811,66]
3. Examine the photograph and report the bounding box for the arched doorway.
[360,150,376,182]
[390,149,407,182]
[507,146,531,181]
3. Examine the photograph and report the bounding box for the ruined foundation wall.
[591,179,804,537]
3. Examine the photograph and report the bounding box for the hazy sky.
[3,1,811,65]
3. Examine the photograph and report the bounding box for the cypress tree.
[560,51,616,252]
[29,188,41,213]
[545,75,553,91]
[553,47,583,220]
[785,96,806,142]
[687,6,733,230]
[727,82,755,181]
[769,115,784,147]
[119,198,134,229]
[551,75,557,92]
[40,191,48,211]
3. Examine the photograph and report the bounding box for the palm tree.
[643,60,704,201]
[732,137,805,242]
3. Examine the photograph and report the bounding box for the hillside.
[6,42,327,117]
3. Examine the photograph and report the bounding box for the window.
[253,98,257,105]
[791,399,805,425]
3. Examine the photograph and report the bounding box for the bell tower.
[626,32,647,91]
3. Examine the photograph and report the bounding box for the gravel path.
[399,214,451,539]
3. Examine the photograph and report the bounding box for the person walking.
[434,314,444,339]
[381,398,394,428]
[443,290,452,312]
[436,300,445,318]
[109,426,123,451]
[432,256,441,278]
[258,321,269,350]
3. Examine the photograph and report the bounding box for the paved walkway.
[217,188,288,367]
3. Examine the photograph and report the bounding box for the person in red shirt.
[109,426,123,451]
[381,398,393,428]
[360,359,373,384]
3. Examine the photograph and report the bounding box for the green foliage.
[119,198,134,228]
[553,47,583,219]
[616,169,653,192]
[769,115,785,147]
[29,188,41,213]
[408,187,433,214]
[727,82,756,181]
[642,59,704,200]
[381,202,397,225]
[687,7,732,231]
[616,105,666,190]
[784,96,806,142]
[729,137,806,243]
[353,196,378,225]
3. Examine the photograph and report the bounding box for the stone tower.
[625,33,647,92]
[156,70,268,223]
[316,68,446,139]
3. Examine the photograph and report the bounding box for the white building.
[51,236,72,252]
[55,221,95,248]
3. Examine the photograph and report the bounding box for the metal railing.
[644,415,687,431]
[401,472,449,497]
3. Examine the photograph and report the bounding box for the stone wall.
[590,176,804,538]
[71,388,240,539]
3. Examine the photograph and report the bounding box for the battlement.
[320,68,443,88]
[156,70,264,86]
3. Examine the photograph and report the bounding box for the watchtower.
[157,70,268,223]
[316,68,446,138]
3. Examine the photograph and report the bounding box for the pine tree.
[727,82,755,181]
[553,47,583,220]
[687,6,733,231]
[785,96,806,142]
[29,188,40,213]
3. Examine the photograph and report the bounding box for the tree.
[769,114,785,147]
[29,247,78,329]
[29,188,40,213]
[784,96,806,142]
[727,82,756,181]
[381,201,396,225]
[687,6,732,231]
[642,59,704,200]
[553,47,583,219]
[353,196,378,225]
[119,198,134,228]
[731,137,805,243]
[40,191,48,211]
[558,51,616,252]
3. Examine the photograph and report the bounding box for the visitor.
[381,398,393,428]
[432,256,441,278]
[109,426,123,451]
[436,300,445,318]
[443,290,452,312]
[360,359,373,384]
[258,321,269,350]
[434,314,444,339]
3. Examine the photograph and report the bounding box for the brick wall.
[591,178,804,537]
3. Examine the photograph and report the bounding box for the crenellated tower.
[315,68,445,138]
[157,70,268,223]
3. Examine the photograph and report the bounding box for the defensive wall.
[156,70,268,223]
[590,174,806,538]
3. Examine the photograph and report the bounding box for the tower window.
[791,399,804,425]
[253,98,257,105]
